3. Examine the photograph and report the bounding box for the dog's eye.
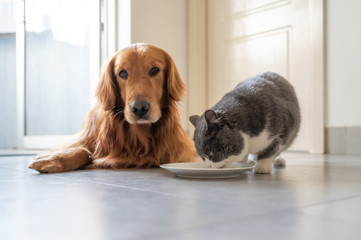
[119,70,128,80]
[149,67,160,77]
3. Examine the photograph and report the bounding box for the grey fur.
[189,72,300,169]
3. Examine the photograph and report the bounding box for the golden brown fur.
[29,43,196,173]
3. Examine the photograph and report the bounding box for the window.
[1,0,129,149]
[19,0,100,148]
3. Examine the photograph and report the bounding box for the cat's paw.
[274,156,286,166]
[254,161,272,174]
[247,159,256,166]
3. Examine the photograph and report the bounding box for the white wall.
[130,0,188,129]
[129,0,361,130]
[327,0,361,127]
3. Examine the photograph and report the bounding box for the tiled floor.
[1,153,361,240]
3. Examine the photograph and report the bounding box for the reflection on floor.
[1,153,360,240]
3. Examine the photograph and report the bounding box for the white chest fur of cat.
[205,130,285,172]
[189,72,300,174]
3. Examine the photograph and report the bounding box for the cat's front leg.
[254,154,286,173]
[247,154,256,166]
[254,156,274,174]
[274,155,286,166]
[254,139,280,174]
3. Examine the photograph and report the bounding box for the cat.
[189,72,300,174]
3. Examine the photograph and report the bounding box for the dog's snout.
[130,100,150,118]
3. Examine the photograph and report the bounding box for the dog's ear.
[96,56,120,111]
[164,52,185,102]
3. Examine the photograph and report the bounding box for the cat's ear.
[189,115,200,127]
[204,109,219,128]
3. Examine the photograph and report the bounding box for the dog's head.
[96,43,185,124]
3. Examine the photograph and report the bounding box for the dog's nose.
[130,100,150,118]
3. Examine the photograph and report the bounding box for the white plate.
[160,162,254,179]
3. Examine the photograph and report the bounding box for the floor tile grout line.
[129,193,361,240]
[19,167,204,200]
[3,156,361,240]
[295,193,361,210]
[129,206,302,240]
[24,170,361,214]
[1,163,235,201]
[71,177,196,199]
[8,163,361,205]
[24,166,361,240]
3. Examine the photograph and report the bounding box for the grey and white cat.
[189,72,300,174]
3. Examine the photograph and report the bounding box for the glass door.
[18,0,100,148]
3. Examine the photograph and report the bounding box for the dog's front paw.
[29,156,64,173]
[84,159,106,169]
[85,158,119,169]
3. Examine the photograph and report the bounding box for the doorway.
[188,0,324,153]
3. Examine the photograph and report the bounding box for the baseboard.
[326,126,361,155]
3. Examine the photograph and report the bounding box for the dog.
[29,43,196,173]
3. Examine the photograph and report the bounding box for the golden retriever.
[29,43,196,173]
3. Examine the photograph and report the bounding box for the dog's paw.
[84,160,104,169]
[29,157,64,173]
[254,161,272,174]
[85,158,115,169]
[274,156,286,166]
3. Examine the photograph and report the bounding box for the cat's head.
[189,109,244,168]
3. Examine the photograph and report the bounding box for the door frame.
[15,0,25,148]
[187,0,207,135]
[187,0,324,153]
